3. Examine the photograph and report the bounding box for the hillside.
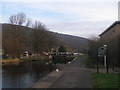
[2,24,89,53]
[55,33,89,52]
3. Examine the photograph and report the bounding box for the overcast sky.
[0,0,119,38]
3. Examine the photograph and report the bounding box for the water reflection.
[2,60,54,88]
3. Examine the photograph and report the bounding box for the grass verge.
[91,73,119,88]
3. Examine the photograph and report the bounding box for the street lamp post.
[103,45,108,74]
[103,45,107,67]
[98,45,108,74]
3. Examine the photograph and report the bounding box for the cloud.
[25,2,118,23]
[0,15,8,23]
[1,2,118,23]
[1,1,118,38]
[2,0,120,2]
[46,20,114,38]
[24,2,118,38]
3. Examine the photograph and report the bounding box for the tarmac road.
[49,56,94,88]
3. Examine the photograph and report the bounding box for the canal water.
[2,60,55,88]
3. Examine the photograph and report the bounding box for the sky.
[0,0,119,38]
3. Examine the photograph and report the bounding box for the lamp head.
[103,45,107,47]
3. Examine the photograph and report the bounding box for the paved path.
[30,56,95,88]
[30,70,64,88]
[49,57,94,88]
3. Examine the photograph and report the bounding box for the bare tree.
[26,18,32,27]
[17,13,26,25]
[33,20,47,30]
[33,21,42,29]
[9,15,18,25]
[9,12,26,25]
[6,13,58,57]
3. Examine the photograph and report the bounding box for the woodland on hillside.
[2,12,89,59]
[2,13,57,58]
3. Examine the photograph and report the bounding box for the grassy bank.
[91,73,119,88]
[2,55,49,61]
[1,58,21,66]
[2,55,50,66]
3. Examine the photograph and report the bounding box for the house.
[99,21,120,67]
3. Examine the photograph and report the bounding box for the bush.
[85,56,94,68]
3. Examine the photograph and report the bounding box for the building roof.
[99,21,120,36]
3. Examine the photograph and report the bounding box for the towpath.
[30,56,95,88]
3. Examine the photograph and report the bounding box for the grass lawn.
[91,73,119,88]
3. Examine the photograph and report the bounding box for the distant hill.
[2,24,89,53]
[54,33,89,52]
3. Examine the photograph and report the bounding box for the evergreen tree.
[58,45,66,52]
